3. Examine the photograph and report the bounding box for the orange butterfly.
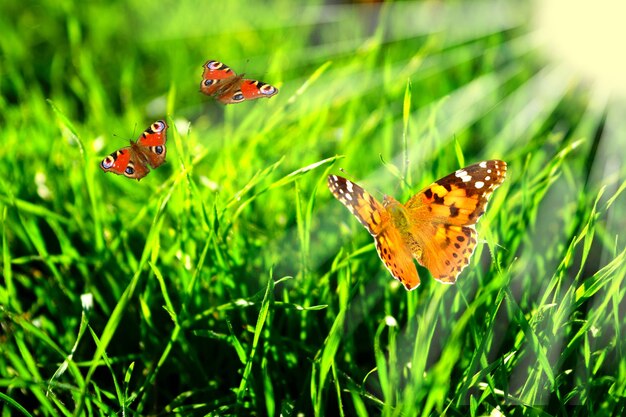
[328,160,507,290]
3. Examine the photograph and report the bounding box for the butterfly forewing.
[327,175,420,290]
[327,175,387,235]
[406,160,507,226]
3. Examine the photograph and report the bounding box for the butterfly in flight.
[328,160,507,290]
[200,60,279,104]
[100,120,168,181]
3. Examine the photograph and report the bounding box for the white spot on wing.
[455,169,473,182]
[479,161,487,168]
[346,181,354,193]
[475,181,485,189]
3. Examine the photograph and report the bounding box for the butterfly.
[328,160,507,290]
[100,120,168,181]
[200,60,279,104]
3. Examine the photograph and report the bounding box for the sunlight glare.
[534,0,626,96]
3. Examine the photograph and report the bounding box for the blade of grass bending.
[297,165,333,288]
[268,156,342,191]
[285,61,333,108]
[227,319,248,364]
[1,206,13,308]
[0,391,35,417]
[237,270,275,403]
[47,308,90,398]
[373,320,393,410]
[331,364,346,417]
[312,312,346,416]
[262,356,275,417]
[48,99,104,252]
[402,79,412,184]
[312,272,348,417]
[123,362,136,415]
[504,287,555,401]
[223,157,284,212]
[74,185,173,416]
[10,334,60,413]
[454,136,465,169]
[228,156,341,225]
[136,262,193,413]
[0,196,69,224]
[86,326,125,412]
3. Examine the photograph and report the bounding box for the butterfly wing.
[328,175,420,290]
[416,224,478,283]
[135,120,168,169]
[240,79,278,100]
[405,160,507,283]
[216,78,279,104]
[375,226,421,290]
[200,60,238,96]
[100,146,149,180]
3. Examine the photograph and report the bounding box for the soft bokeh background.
[2,0,626,415]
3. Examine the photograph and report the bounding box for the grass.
[2,0,626,416]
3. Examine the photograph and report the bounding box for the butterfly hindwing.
[406,160,507,226]
[100,147,149,180]
[216,79,279,104]
[375,227,421,290]
[418,224,478,283]
[239,79,279,100]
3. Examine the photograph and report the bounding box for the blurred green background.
[2,0,626,415]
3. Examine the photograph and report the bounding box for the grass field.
[2,1,626,416]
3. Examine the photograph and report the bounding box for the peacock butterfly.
[100,120,168,181]
[200,60,278,104]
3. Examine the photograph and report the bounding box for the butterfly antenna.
[338,168,387,199]
[378,153,411,197]
[338,167,358,183]
[111,132,125,145]
[241,58,251,77]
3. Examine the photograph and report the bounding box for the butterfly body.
[384,196,411,231]
[100,120,168,181]
[200,60,278,104]
[328,160,507,290]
